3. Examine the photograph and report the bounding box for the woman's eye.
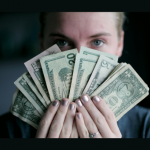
[93,40,104,46]
[56,40,68,47]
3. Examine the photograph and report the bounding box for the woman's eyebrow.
[90,32,111,38]
[49,33,70,39]
[49,32,111,39]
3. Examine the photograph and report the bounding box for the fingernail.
[93,96,100,102]
[69,103,75,110]
[52,101,59,107]
[81,94,89,102]
[61,99,68,106]
[76,99,82,107]
[77,113,82,119]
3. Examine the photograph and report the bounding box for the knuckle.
[106,112,115,121]
[57,108,66,115]
[47,107,54,114]
[39,118,48,127]
[96,116,106,126]
[62,126,71,136]
[86,121,95,130]
[81,130,89,138]
[50,123,61,132]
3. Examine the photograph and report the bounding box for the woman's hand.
[75,94,122,138]
[35,98,78,138]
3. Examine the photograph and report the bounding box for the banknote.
[10,89,41,129]
[83,55,118,95]
[24,44,61,105]
[90,64,149,121]
[69,54,97,101]
[14,74,46,116]
[23,71,47,108]
[109,63,127,76]
[103,63,127,84]
[80,46,118,62]
[40,49,78,101]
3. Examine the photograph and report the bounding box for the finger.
[36,100,60,138]
[70,120,78,138]
[75,113,89,138]
[59,102,76,138]
[75,99,101,138]
[47,98,69,138]
[92,96,121,137]
[80,94,113,138]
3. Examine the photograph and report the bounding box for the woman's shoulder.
[130,105,150,114]
[0,112,36,138]
[118,105,150,138]
[121,105,150,121]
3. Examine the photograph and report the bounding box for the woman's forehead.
[45,12,117,37]
[47,12,115,27]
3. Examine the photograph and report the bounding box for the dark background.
[0,12,150,116]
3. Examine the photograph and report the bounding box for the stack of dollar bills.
[9,44,149,129]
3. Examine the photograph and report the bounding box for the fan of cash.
[9,44,149,129]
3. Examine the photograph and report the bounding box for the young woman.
[35,12,150,138]
[1,12,150,138]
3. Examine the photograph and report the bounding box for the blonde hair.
[114,12,126,38]
[39,12,125,39]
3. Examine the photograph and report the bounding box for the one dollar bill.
[14,73,46,116]
[10,89,41,129]
[91,64,149,121]
[23,71,47,108]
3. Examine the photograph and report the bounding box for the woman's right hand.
[35,98,78,138]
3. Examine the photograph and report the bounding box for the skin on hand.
[36,99,77,138]
[37,12,124,138]
[75,95,122,138]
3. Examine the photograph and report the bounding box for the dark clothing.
[0,105,150,138]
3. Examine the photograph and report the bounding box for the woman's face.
[40,12,124,57]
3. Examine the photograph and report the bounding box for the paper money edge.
[69,53,97,101]
[100,63,127,88]
[91,64,149,120]
[14,74,45,116]
[9,89,39,129]
[24,44,61,68]
[80,46,118,62]
[23,71,47,108]
[127,64,149,89]
[116,92,149,121]
[83,55,118,95]
[41,49,78,101]
[105,63,127,82]
[91,64,149,97]
[24,45,61,105]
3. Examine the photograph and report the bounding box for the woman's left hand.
[75,94,122,138]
